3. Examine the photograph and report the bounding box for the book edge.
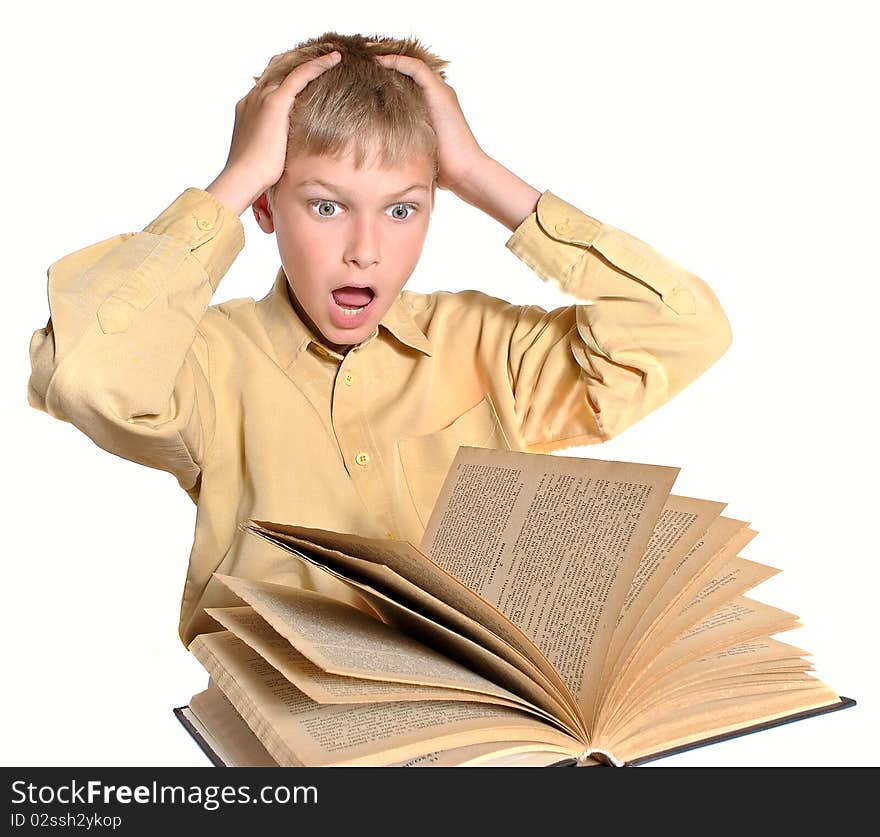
[172,705,579,768]
[172,706,227,768]
[623,695,857,766]
[174,697,856,767]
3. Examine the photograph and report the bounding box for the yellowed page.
[212,575,533,701]
[596,517,756,717]
[639,556,782,662]
[238,532,576,723]
[617,495,726,623]
[602,517,757,703]
[600,596,801,736]
[610,646,816,732]
[391,741,583,767]
[645,597,801,674]
[190,630,585,767]
[206,604,546,717]
[213,569,578,736]
[416,446,679,726]
[652,637,813,692]
[597,495,726,705]
[622,669,820,728]
[241,524,584,736]
[276,545,587,740]
[614,672,821,740]
[599,676,841,765]
[188,679,280,767]
[607,637,811,725]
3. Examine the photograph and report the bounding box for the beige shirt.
[28,186,732,648]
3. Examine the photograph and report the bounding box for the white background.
[4,0,877,766]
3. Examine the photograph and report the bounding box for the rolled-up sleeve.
[498,189,732,452]
[27,187,245,495]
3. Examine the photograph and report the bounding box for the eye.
[388,202,417,221]
[307,199,418,220]
[309,199,342,218]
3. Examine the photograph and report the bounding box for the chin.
[321,320,370,349]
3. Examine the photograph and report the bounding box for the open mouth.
[330,285,375,317]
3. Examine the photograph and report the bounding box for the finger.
[374,53,434,85]
[276,51,342,96]
[252,53,286,87]
[255,53,286,79]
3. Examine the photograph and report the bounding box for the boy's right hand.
[208,50,342,214]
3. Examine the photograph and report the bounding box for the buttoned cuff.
[144,187,246,292]
[506,190,696,315]
[505,190,601,292]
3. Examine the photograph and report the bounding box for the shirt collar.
[255,266,433,371]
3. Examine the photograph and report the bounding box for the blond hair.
[256,32,449,208]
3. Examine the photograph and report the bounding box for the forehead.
[282,147,434,200]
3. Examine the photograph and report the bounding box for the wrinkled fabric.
[28,186,732,648]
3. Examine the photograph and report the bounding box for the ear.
[253,191,276,234]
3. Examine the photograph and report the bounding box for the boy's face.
[255,146,435,355]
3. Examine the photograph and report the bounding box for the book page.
[618,496,726,621]
[607,638,815,733]
[612,553,783,697]
[188,680,280,767]
[191,630,584,767]
[601,495,725,689]
[417,446,679,726]
[652,556,781,648]
[606,552,777,710]
[651,596,801,671]
[205,605,542,716]
[603,677,841,765]
[242,533,573,711]
[597,516,755,714]
[213,560,579,735]
[599,596,802,737]
[617,672,821,738]
[391,740,586,767]
[242,524,583,735]
[654,637,813,693]
[211,575,527,701]
[625,667,821,726]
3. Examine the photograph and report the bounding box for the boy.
[27,32,732,650]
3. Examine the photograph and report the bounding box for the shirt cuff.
[506,190,697,315]
[144,187,246,292]
[505,190,600,290]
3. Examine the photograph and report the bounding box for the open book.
[178,446,853,767]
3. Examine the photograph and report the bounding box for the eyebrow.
[294,178,430,200]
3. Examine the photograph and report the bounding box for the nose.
[343,214,380,269]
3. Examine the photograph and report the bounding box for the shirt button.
[196,218,215,231]
[554,219,570,235]
[343,370,355,386]
[355,451,370,466]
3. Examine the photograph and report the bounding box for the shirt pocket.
[397,394,511,530]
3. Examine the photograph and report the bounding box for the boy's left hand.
[373,53,488,192]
